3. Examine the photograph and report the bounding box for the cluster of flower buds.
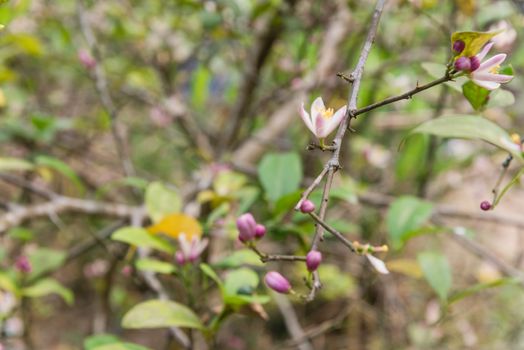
[14,255,31,274]
[175,233,209,265]
[236,213,266,243]
[452,40,513,90]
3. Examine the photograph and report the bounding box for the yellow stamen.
[320,107,334,118]
[489,65,500,74]
[511,133,521,144]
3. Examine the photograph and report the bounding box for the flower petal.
[310,96,325,119]
[299,102,315,134]
[366,254,389,274]
[477,53,506,72]
[476,42,494,61]
[314,114,325,138]
[178,233,191,257]
[472,72,513,83]
[471,79,500,90]
[318,105,346,138]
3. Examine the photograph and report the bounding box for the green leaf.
[35,155,84,193]
[22,278,74,305]
[84,334,152,350]
[145,182,182,223]
[409,115,522,159]
[191,65,210,108]
[214,249,263,268]
[122,299,204,330]
[258,152,302,202]
[0,271,18,293]
[0,157,33,171]
[200,263,224,291]
[224,267,259,297]
[7,227,33,241]
[387,196,434,250]
[417,252,452,301]
[28,248,66,280]
[462,81,490,111]
[317,264,356,300]
[489,89,515,108]
[135,258,175,274]
[111,227,174,254]
[448,278,515,305]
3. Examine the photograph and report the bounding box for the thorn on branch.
[337,72,355,83]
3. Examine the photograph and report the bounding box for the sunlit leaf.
[22,278,74,305]
[148,213,202,241]
[409,115,522,159]
[462,81,490,111]
[258,152,302,202]
[145,182,182,223]
[451,30,502,57]
[0,157,33,171]
[122,299,204,330]
[135,258,175,274]
[112,227,174,254]
[418,252,452,301]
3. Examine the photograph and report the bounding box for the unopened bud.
[470,56,481,71]
[452,40,465,54]
[480,201,491,211]
[15,256,31,274]
[175,251,186,265]
[255,224,266,239]
[264,271,292,294]
[305,250,322,272]
[300,200,315,214]
[77,49,96,70]
[236,213,257,242]
[454,57,471,71]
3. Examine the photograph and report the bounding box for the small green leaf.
[214,249,263,268]
[258,152,302,202]
[22,278,74,305]
[387,196,433,250]
[28,248,66,280]
[122,299,204,330]
[0,157,33,171]
[448,278,515,305]
[409,114,521,159]
[0,271,18,293]
[462,81,490,111]
[224,267,259,297]
[135,258,175,274]
[317,264,356,299]
[35,155,84,193]
[111,227,174,254]
[417,252,452,301]
[145,182,182,223]
[200,263,224,291]
[84,334,152,350]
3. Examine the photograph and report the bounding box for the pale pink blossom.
[300,97,347,140]
[176,233,208,264]
[470,43,513,90]
[366,254,389,274]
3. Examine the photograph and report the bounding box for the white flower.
[176,233,209,264]
[366,254,389,274]
[471,42,513,90]
[300,97,347,140]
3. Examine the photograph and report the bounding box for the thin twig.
[309,212,355,253]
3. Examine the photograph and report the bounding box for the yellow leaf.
[148,213,202,241]
[387,258,423,278]
[451,30,503,58]
[0,89,6,108]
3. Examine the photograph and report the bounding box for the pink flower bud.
[454,57,471,72]
[264,271,291,294]
[470,56,480,71]
[121,265,133,277]
[236,213,257,242]
[300,200,315,214]
[15,256,31,274]
[77,49,96,69]
[175,251,186,265]
[254,224,266,239]
[480,201,491,211]
[452,40,465,54]
[306,250,322,272]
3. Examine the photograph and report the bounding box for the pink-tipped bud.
[480,201,492,211]
[121,265,133,277]
[300,200,315,214]
[470,56,480,71]
[175,251,186,265]
[255,224,266,239]
[77,49,96,69]
[454,56,471,72]
[264,271,292,294]
[15,256,31,274]
[236,213,257,242]
[452,40,465,54]
[306,250,322,272]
